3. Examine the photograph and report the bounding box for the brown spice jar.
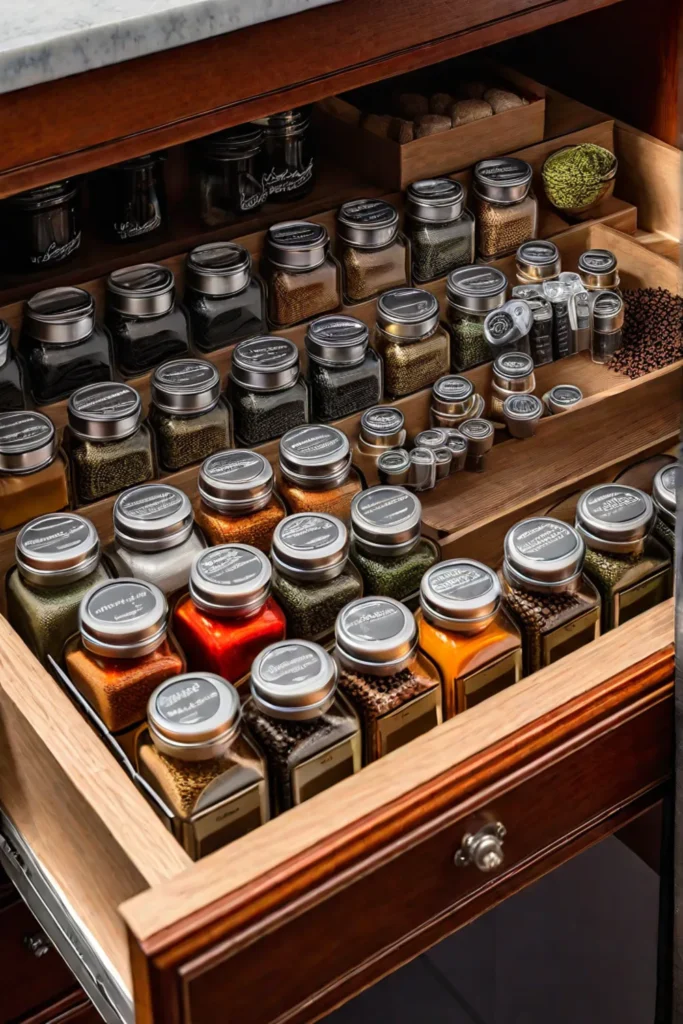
[375,324,451,398]
[267,261,341,328]
[473,191,538,262]
[195,494,286,552]
[0,452,70,531]
[279,467,363,523]
[340,239,409,304]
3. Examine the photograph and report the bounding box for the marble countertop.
[0,0,339,94]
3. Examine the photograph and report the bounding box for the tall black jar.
[195,125,267,226]
[184,242,267,353]
[2,180,81,273]
[254,108,315,203]
[94,153,167,243]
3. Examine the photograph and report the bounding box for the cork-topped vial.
[374,288,450,398]
[337,199,410,304]
[472,158,537,261]
[149,358,232,471]
[227,336,309,446]
[278,424,363,523]
[0,411,70,532]
[195,450,286,552]
[263,221,341,329]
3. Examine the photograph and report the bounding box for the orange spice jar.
[278,424,363,524]
[194,450,286,552]
[0,411,70,531]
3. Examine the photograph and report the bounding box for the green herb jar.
[446,265,507,372]
[542,144,618,217]
[149,358,232,471]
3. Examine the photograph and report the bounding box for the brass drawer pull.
[454,822,506,873]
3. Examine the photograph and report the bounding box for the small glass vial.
[64,382,155,503]
[184,242,267,353]
[490,351,536,424]
[575,484,672,631]
[417,559,522,717]
[195,124,266,226]
[460,418,495,472]
[149,358,232,471]
[228,336,309,446]
[173,545,286,684]
[472,158,538,261]
[244,641,361,813]
[110,484,206,597]
[544,384,583,415]
[255,108,315,202]
[138,673,269,858]
[279,424,363,522]
[0,319,27,411]
[337,199,410,304]
[3,180,81,272]
[561,275,592,354]
[195,450,286,552]
[263,221,341,329]
[335,596,442,762]
[408,447,437,492]
[271,513,363,645]
[97,153,166,243]
[374,288,450,398]
[0,411,70,532]
[6,513,110,665]
[511,286,554,366]
[501,517,601,675]
[19,287,114,406]
[446,265,507,372]
[405,178,475,284]
[377,449,411,487]
[543,280,574,360]
[591,291,624,364]
[430,375,485,431]
[515,240,561,286]
[483,300,533,362]
[306,315,382,422]
[652,464,679,554]
[105,264,191,379]
[578,249,621,296]
[357,406,406,457]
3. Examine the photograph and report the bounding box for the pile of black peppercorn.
[610,287,683,378]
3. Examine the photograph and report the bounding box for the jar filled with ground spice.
[489,351,536,424]
[511,286,554,366]
[271,513,363,645]
[357,406,406,457]
[472,158,537,261]
[374,288,450,398]
[336,199,410,304]
[575,485,672,632]
[591,291,624,364]
[195,450,286,552]
[405,178,475,284]
[278,424,363,523]
[515,240,561,286]
[195,124,266,226]
[263,221,341,329]
[138,673,269,859]
[305,315,383,422]
[64,382,155,504]
[501,517,601,675]
[3,180,81,272]
[335,596,442,762]
[483,300,533,362]
[228,336,309,446]
[446,265,507,372]
[6,513,111,666]
[0,411,70,531]
[149,358,232,471]
[255,108,315,202]
[652,465,679,554]
[19,287,114,406]
[105,264,191,378]
[578,249,621,296]
[0,319,27,411]
[184,242,267,353]
[96,153,166,244]
[430,375,485,430]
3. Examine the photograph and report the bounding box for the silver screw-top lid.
[446,265,507,314]
[272,513,349,582]
[459,418,495,457]
[376,288,440,340]
[511,285,553,323]
[113,484,195,552]
[360,406,405,447]
[15,513,100,588]
[406,178,466,223]
[652,465,680,528]
[0,411,57,474]
[230,336,300,392]
[255,108,311,135]
[591,290,624,333]
[420,559,501,634]
[350,486,422,556]
[198,450,274,515]
[377,448,411,485]
[473,158,533,204]
[305,315,369,367]
[503,393,544,424]
[484,301,533,355]
[78,578,169,658]
[516,240,561,282]
[578,249,619,289]
[24,287,95,344]
[151,358,221,415]
[545,384,583,414]
[409,447,437,492]
[250,640,338,722]
[414,428,449,450]
[431,375,477,417]
[335,596,417,676]
[503,517,585,594]
[575,484,655,554]
[279,425,351,490]
[0,319,11,358]
[337,198,400,248]
[148,672,241,761]
[185,242,252,296]
[189,544,272,618]
[492,351,535,390]
[443,429,468,456]
[106,264,175,317]
[67,382,142,441]
[266,221,329,271]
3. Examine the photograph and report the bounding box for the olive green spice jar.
[541,144,618,216]
[149,358,232,471]
[446,265,507,372]
[374,288,450,398]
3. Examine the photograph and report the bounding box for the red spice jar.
[173,544,286,687]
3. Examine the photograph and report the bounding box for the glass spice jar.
[511,286,554,366]
[305,315,383,422]
[408,447,437,492]
[105,264,191,378]
[515,240,561,286]
[374,288,450,398]
[6,513,111,666]
[195,124,266,226]
[19,287,114,406]
[336,199,410,304]
[377,449,411,487]
[263,221,341,329]
[501,517,601,675]
[489,351,536,424]
[430,375,485,430]
[96,153,166,243]
[446,265,507,372]
[2,180,81,272]
[228,336,309,446]
[195,450,286,552]
[578,249,621,296]
[0,411,70,531]
[652,464,679,554]
[184,242,267,354]
[357,406,406,457]
[542,280,574,360]
[0,319,27,411]
[405,178,475,284]
[255,108,315,202]
[590,290,624,364]
[278,424,363,523]
[149,358,232,472]
[472,158,538,261]
[483,299,533,362]
[138,673,269,859]
[417,559,522,717]
[335,596,442,762]
[64,382,155,504]
[575,484,672,632]
[560,274,592,354]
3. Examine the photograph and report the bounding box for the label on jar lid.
[342,598,406,641]
[259,643,322,685]
[355,487,418,526]
[378,288,438,324]
[584,485,648,524]
[269,221,327,249]
[475,157,532,186]
[433,375,474,401]
[109,264,173,295]
[549,385,582,406]
[281,425,346,461]
[339,198,398,227]
[428,562,494,601]
[234,337,297,369]
[308,315,367,344]
[118,484,185,521]
[511,520,578,561]
[155,676,221,724]
[189,241,250,274]
[154,359,218,391]
[204,450,269,483]
[378,450,410,471]
[70,382,140,419]
[505,394,543,418]
[409,178,463,202]
[361,406,404,435]
[279,514,340,550]
[196,545,265,587]
[517,241,558,266]
[86,580,157,623]
[448,265,507,298]
[579,249,617,273]
[0,411,54,452]
[460,419,494,439]
[495,352,534,377]
[20,514,91,554]
[27,286,93,322]
[661,467,679,494]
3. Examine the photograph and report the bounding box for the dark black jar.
[2,180,81,273]
[196,124,266,226]
[105,264,191,378]
[254,108,315,203]
[305,315,382,422]
[227,336,309,446]
[96,153,167,243]
[18,287,114,406]
[0,320,27,411]
[184,242,267,353]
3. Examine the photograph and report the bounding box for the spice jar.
[417,560,522,717]
[195,450,286,552]
[501,517,601,674]
[173,545,286,683]
[472,158,537,261]
[350,486,439,605]
[558,273,592,353]
[6,513,111,666]
[64,382,155,503]
[3,180,81,272]
[0,319,27,411]
[244,640,361,813]
[105,265,191,378]
[430,375,485,430]
[446,265,507,372]
[591,291,624,364]
[652,465,679,554]
[0,411,70,531]
[271,513,363,645]
[110,484,207,597]
[443,430,468,471]
[483,300,533,362]
[542,144,617,217]
[335,596,442,762]
[377,449,411,487]
[374,288,450,398]
[357,406,406,457]
[228,336,309,446]
[19,287,114,406]
[460,418,495,472]
[490,351,536,423]
[405,178,475,284]
[306,315,382,422]
[336,199,410,304]
[578,249,621,295]
[195,125,266,226]
[414,428,449,451]
[138,673,269,858]
[511,286,553,366]
[408,447,437,492]
[149,358,232,471]
[96,153,166,243]
[515,240,561,286]
[433,447,452,481]
[278,425,363,522]
[575,484,672,631]
[255,108,315,202]
[542,280,574,360]
[263,221,341,328]
[503,394,544,439]
[543,384,583,415]
[184,242,267,353]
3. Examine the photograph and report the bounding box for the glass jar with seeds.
[374,288,450,398]
[446,265,507,372]
[0,411,70,532]
[543,384,583,415]
[357,406,406,457]
[263,221,341,329]
[336,198,410,304]
[377,449,410,487]
[278,425,363,523]
[149,358,232,472]
[472,158,537,262]
[227,336,309,446]
[195,124,266,226]
[96,152,166,244]
[255,108,315,202]
[3,180,81,272]
[515,240,561,286]
[490,351,536,424]
[184,242,267,354]
[578,249,621,296]
[305,315,382,422]
[511,286,553,366]
[651,464,679,554]
[590,291,624,364]
[405,178,475,284]
[430,375,485,430]
[483,300,533,362]
[195,450,286,552]
[0,319,27,411]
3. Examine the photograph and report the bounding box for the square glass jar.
[405,179,475,284]
[472,158,538,262]
[374,288,450,398]
[194,124,267,226]
[446,266,508,372]
[149,358,232,471]
[228,336,309,446]
[336,199,410,304]
[263,221,341,329]
[305,314,382,422]
[0,410,71,531]
[0,320,27,411]
[278,424,364,524]
[184,242,267,353]
[195,450,287,552]
[254,108,315,203]
[95,153,167,244]
[2,180,81,273]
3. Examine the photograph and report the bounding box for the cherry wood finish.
[0,900,79,1022]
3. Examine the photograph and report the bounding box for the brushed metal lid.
[446,265,507,314]
[230,336,300,392]
[406,178,465,223]
[420,559,501,634]
[148,673,241,761]
[79,578,169,658]
[189,544,271,617]
[431,375,476,416]
[113,484,195,552]
[376,288,440,340]
[414,428,448,450]
[516,240,561,282]
[151,358,221,415]
[591,290,624,333]
[492,351,535,389]
[545,384,583,414]
[15,513,100,587]
[305,315,369,367]
[350,485,421,556]
[337,198,399,248]
[473,158,533,204]
[578,249,619,289]
[250,640,338,721]
[185,242,251,296]
[24,287,95,344]
[575,484,654,554]
[198,449,274,515]
[266,221,329,271]
[67,382,142,441]
[503,517,585,593]
[0,411,57,474]
[279,425,351,490]
[335,596,417,676]
[272,513,349,582]
[652,464,680,528]
[359,406,405,447]
[107,264,175,317]
[459,418,495,457]
[503,393,544,423]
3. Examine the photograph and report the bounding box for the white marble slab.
[0,0,340,94]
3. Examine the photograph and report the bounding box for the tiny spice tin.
[490,351,536,423]
[337,198,410,304]
[278,424,363,523]
[358,406,406,456]
[228,336,309,446]
[446,265,507,372]
[591,290,624,364]
[414,427,449,450]
[149,358,232,471]
[515,240,561,286]
[442,430,468,472]
[377,449,411,486]
[195,449,286,551]
[459,418,495,471]
[430,374,486,430]
[305,315,382,422]
[543,384,583,415]
[405,178,475,284]
[503,393,544,438]
[578,249,621,293]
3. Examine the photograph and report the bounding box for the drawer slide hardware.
[455,822,506,872]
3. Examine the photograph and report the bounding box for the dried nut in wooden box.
[578,249,621,294]
[362,113,394,138]
[397,92,429,119]
[515,240,561,286]
[483,88,524,113]
[390,118,415,144]
[357,405,406,456]
[472,157,537,261]
[408,447,437,492]
[490,351,536,422]
[454,80,488,100]
[446,264,508,371]
[414,114,451,138]
[484,299,533,362]
[450,99,492,126]
[503,393,544,439]
[511,286,554,367]
[459,417,495,472]
[430,92,453,115]
[543,384,583,415]
[377,448,411,487]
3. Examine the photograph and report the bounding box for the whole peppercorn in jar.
[0,411,70,531]
[278,424,363,523]
[336,198,410,304]
[228,336,309,446]
[472,158,537,261]
[446,265,507,372]
[263,221,341,329]
[95,153,166,243]
[184,242,267,354]
[0,319,27,411]
[254,108,315,202]
[405,178,475,284]
[2,180,81,272]
[305,315,382,422]
[374,287,450,398]
[148,358,232,472]
[195,450,286,552]
[652,464,679,555]
[195,124,266,226]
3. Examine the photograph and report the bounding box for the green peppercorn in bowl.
[541,144,618,218]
